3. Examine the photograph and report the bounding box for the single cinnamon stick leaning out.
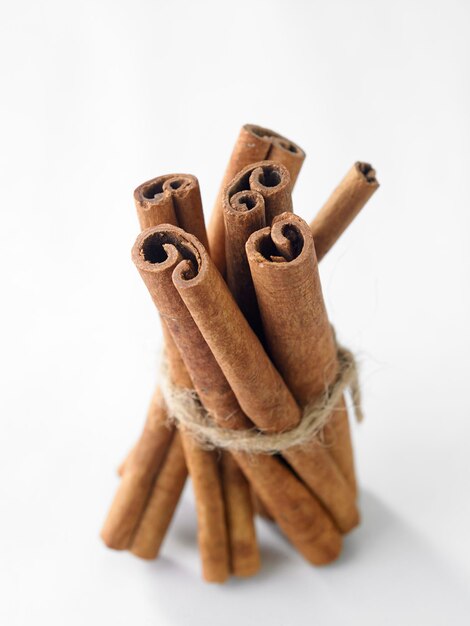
[246,213,359,532]
[310,162,379,262]
[132,224,342,564]
[208,124,305,274]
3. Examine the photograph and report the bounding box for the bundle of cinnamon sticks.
[101,124,379,582]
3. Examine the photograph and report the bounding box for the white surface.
[1,1,469,624]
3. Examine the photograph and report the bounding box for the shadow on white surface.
[141,490,470,626]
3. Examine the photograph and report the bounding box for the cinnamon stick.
[208,124,305,274]
[103,174,232,581]
[246,213,359,531]
[132,224,342,564]
[135,173,209,251]
[130,430,187,559]
[220,452,260,576]
[310,162,379,262]
[100,387,174,549]
[132,231,258,577]
[102,175,206,550]
[132,241,232,581]
[223,161,292,332]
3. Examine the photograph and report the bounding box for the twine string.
[159,344,363,455]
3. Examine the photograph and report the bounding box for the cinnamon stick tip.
[134,173,198,205]
[247,212,312,266]
[244,124,306,158]
[132,225,204,284]
[355,162,379,187]
[100,529,127,551]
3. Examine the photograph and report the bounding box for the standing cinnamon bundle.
[133,224,342,564]
[246,213,359,531]
[208,124,305,274]
[100,123,381,582]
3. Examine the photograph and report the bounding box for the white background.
[1,1,469,624]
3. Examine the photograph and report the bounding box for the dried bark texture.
[246,213,359,531]
[168,228,300,433]
[310,162,379,261]
[132,224,342,564]
[234,451,341,564]
[106,173,231,582]
[132,233,259,576]
[180,432,229,581]
[137,175,231,581]
[222,161,292,332]
[132,237,234,581]
[130,431,187,559]
[101,387,174,549]
[135,173,209,251]
[221,452,260,577]
[208,124,305,274]
[102,175,205,554]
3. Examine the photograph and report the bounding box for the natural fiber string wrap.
[159,344,363,455]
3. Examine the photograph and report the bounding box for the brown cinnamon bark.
[246,213,358,531]
[223,162,292,332]
[130,431,187,559]
[102,175,204,551]
[165,322,230,583]
[133,231,258,577]
[310,162,379,262]
[208,124,305,274]
[132,224,342,564]
[135,174,209,251]
[134,177,230,582]
[103,174,232,581]
[170,241,300,434]
[251,488,273,521]
[101,387,174,549]
[220,452,260,576]
[222,163,294,527]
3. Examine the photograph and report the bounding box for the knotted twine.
[159,344,363,455]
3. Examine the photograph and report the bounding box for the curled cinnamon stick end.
[247,213,336,401]
[310,161,379,261]
[134,174,209,251]
[130,431,187,560]
[208,124,305,274]
[223,189,266,330]
[133,229,251,431]
[225,161,293,226]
